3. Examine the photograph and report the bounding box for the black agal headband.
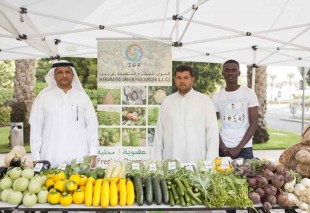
[52,62,74,68]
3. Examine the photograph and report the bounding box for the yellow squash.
[126,178,135,206]
[69,174,81,186]
[60,193,72,206]
[84,180,93,206]
[119,178,127,206]
[109,180,118,207]
[100,180,109,208]
[65,180,78,193]
[72,189,85,204]
[47,189,61,205]
[92,179,102,207]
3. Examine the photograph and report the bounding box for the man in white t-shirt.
[212,59,259,159]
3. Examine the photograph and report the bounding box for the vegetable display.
[234,159,296,212]
[1,145,310,212]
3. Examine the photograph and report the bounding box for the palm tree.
[269,74,277,102]
[287,72,295,100]
[11,59,37,145]
[247,65,269,143]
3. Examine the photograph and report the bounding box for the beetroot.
[276,164,285,174]
[258,176,268,188]
[249,178,258,188]
[271,173,284,188]
[263,201,272,212]
[266,195,277,205]
[283,170,293,183]
[264,184,277,196]
[263,169,274,181]
[248,192,261,204]
[255,187,265,198]
[266,162,277,172]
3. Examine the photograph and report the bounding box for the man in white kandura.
[29,60,99,168]
[153,65,219,163]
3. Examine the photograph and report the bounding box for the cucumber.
[186,187,202,204]
[180,195,186,207]
[145,176,153,205]
[175,179,185,197]
[184,190,190,204]
[171,184,179,202]
[168,190,175,206]
[160,178,169,204]
[133,173,144,206]
[152,176,162,205]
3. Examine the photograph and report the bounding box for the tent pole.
[301,67,305,131]
[251,46,257,89]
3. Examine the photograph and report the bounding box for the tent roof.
[1,0,310,67]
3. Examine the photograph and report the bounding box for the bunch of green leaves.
[162,159,195,180]
[66,156,92,176]
[127,160,145,177]
[143,160,163,177]
[190,171,254,209]
[233,158,269,178]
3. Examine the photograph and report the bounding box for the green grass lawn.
[0,126,301,153]
[253,128,300,150]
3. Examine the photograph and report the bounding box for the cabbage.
[7,167,22,180]
[1,188,13,202]
[13,177,29,192]
[37,187,48,203]
[23,193,37,207]
[7,190,23,205]
[0,176,13,190]
[28,178,42,194]
[22,168,34,179]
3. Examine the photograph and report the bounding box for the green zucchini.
[186,187,202,204]
[184,190,190,204]
[175,179,185,197]
[133,173,144,206]
[145,176,153,205]
[171,183,179,202]
[180,195,186,207]
[160,178,169,204]
[152,176,162,205]
[168,190,175,206]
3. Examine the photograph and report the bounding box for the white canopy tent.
[1,0,310,132]
[0,0,309,68]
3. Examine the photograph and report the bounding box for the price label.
[204,160,214,169]
[183,163,194,172]
[221,161,229,169]
[132,162,140,170]
[168,161,176,170]
[148,163,157,172]
[58,162,67,171]
[33,163,43,172]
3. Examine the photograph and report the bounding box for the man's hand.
[90,156,97,168]
[227,147,242,159]
[220,141,229,156]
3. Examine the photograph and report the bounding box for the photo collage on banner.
[96,39,172,167]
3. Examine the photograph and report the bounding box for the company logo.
[125,44,143,62]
